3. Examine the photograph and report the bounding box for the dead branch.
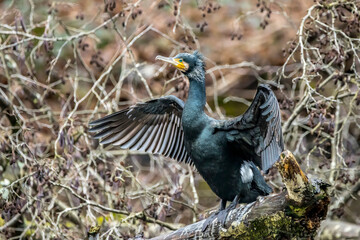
[151,151,330,240]
[316,220,360,240]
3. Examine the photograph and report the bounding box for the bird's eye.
[179,59,183,62]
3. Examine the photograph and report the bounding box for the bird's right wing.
[89,96,193,165]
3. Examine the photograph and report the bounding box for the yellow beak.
[156,55,187,71]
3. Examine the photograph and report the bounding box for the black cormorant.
[89,51,284,229]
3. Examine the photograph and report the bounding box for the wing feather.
[138,125,157,152]
[164,119,178,157]
[217,84,284,172]
[89,96,192,165]
[154,116,170,153]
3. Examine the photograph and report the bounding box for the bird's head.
[156,51,205,81]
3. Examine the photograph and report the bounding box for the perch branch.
[151,150,330,240]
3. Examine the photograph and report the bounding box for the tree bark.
[316,220,360,240]
[151,150,331,240]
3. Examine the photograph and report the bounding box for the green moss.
[220,212,306,239]
[288,205,308,217]
[0,216,4,227]
[218,181,330,239]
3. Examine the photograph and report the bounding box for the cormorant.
[89,51,284,230]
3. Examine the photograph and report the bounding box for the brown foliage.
[0,0,359,239]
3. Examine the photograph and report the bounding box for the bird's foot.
[217,208,230,226]
[201,198,238,232]
[201,208,232,232]
[201,211,219,232]
[227,197,238,210]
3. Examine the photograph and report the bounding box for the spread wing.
[89,96,192,165]
[219,84,284,172]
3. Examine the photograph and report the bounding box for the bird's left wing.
[217,84,284,172]
[89,96,192,165]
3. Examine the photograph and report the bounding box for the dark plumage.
[89,51,284,229]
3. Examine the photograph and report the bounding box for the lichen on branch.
[151,151,330,240]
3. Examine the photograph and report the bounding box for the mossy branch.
[150,150,331,240]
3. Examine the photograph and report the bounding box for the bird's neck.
[182,71,207,142]
[182,72,207,138]
[185,73,206,111]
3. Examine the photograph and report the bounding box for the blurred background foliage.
[0,0,359,239]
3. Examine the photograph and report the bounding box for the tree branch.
[317,220,360,240]
[150,151,331,240]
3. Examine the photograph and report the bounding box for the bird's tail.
[250,162,272,195]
